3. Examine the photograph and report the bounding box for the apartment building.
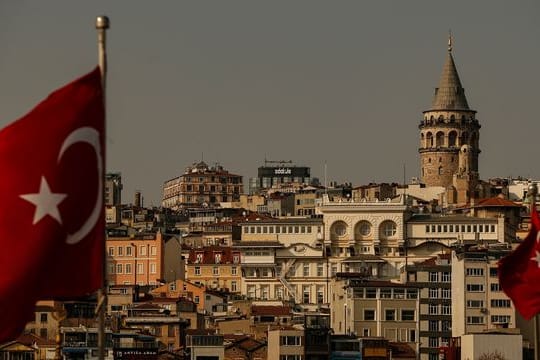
[185,246,242,293]
[404,254,452,360]
[234,218,328,305]
[162,161,243,209]
[331,275,420,354]
[451,247,517,337]
[106,230,164,286]
[267,328,304,360]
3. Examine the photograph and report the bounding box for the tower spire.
[448,30,453,52]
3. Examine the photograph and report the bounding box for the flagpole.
[528,182,540,360]
[96,15,109,360]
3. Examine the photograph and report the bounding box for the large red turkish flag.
[499,205,540,320]
[0,68,104,341]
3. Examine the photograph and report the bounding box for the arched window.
[355,221,372,240]
[330,221,348,240]
[448,131,457,147]
[436,131,444,147]
[380,221,397,238]
[426,132,433,148]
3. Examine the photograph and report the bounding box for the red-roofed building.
[186,246,242,294]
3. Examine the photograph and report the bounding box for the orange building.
[107,230,164,286]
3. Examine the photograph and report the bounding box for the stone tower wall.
[420,151,459,187]
[419,110,480,187]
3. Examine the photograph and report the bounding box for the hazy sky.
[1,1,539,206]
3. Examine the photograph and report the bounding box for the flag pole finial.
[95,15,109,360]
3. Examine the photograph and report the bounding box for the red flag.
[0,68,105,341]
[498,205,540,320]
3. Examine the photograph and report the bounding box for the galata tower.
[419,37,481,189]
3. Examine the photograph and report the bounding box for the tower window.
[439,157,442,163]
[438,167,443,175]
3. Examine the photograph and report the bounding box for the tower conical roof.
[430,50,470,110]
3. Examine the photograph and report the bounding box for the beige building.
[267,328,304,360]
[236,218,329,306]
[451,248,520,337]
[331,276,420,354]
[319,194,411,278]
[162,161,243,209]
[185,246,242,293]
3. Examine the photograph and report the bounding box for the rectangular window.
[489,267,498,277]
[194,296,199,304]
[280,336,301,346]
[429,337,439,348]
[429,272,439,282]
[441,272,451,282]
[116,264,123,274]
[491,299,511,308]
[303,263,310,277]
[490,283,501,292]
[109,263,115,274]
[137,263,143,274]
[401,309,415,321]
[269,226,274,233]
[365,288,377,298]
[491,315,511,324]
[150,263,156,274]
[385,309,396,321]
[466,316,485,324]
[467,300,484,308]
[117,246,123,256]
[364,309,375,321]
[441,288,451,298]
[441,320,451,331]
[428,320,438,331]
[231,266,237,275]
[150,246,157,256]
[40,313,48,323]
[467,284,484,292]
[213,266,219,276]
[231,281,237,292]
[140,245,147,256]
[108,247,114,256]
[441,304,451,315]
[429,304,438,315]
[195,266,201,275]
[126,246,132,256]
[466,268,484,276]
[429,288,438,298]
[125,263,132,274]
[317,263,324,277]
[381,288,392,299]
[426,225,430,233]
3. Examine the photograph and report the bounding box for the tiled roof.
[251,305,291,316]
[474,197,521,208]
[429,50,470,111]
[187,246,241,264]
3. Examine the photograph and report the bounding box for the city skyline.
[1,1,539,205]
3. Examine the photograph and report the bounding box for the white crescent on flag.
[58,127,103,245]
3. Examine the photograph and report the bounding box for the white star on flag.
[20,176,67,225]
[531,250,540,269]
